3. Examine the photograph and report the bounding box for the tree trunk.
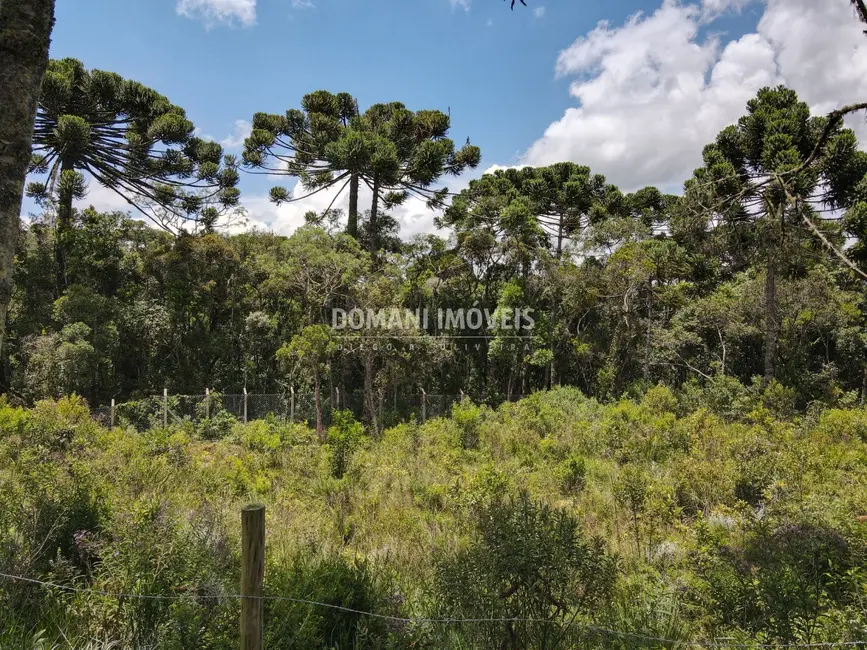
[56,157,74,291]
[0,0,55,364]
[555,215,564,259]
[369,174,380,257]
[763,261,778,386]
[861,364,867,406]
[643,282,652,384]
[314,371,323,439]
[363,353,377,436]
[347,173,359,239]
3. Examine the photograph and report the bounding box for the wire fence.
[0,571,862,649]
[90,390,528,431]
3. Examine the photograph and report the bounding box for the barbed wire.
[1,572,864,649]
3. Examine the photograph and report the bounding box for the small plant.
[194,392,237,440]
[434,491,617,650]
[615,464,650,554]
[327,410,364,479]
[452,397,483,450]
[560,454,587,495]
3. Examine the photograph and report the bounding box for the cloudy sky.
[37,0,867,238]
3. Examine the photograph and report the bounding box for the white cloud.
[533,6,546,18]
[523,0,867,191]
[450,0,471,12]
[241,177,473,240]
[700,0,755,21]
[176,0,257,26]
[291,0,314,8]
[219,120,253,149]
[74,180,136,214]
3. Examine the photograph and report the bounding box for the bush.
[328,410,365,479]
[693,516,863,645]
[451,397,483,450]
[434,492,617,649]
[559,454,587,495]
[264,550,408,650]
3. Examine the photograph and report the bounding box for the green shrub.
[693,516,862,645]
[451,397,483,450]
[264,549,407,650]
[642,384,678,415]
[328,410,365,479]
[559,454,587,495]
[812,408,867,443]
[434,492,617,650]
[679,376,755,421]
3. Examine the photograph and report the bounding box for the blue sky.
[40,0,867,235]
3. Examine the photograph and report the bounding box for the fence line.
[0,571,861,649]
[90,390,528,431]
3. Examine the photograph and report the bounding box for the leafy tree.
[277,324,337,437]
[0,0,55,369]
[251,94,480,255]
[272,225,367,324]
[26,58,241,289]
[681,86,867,384]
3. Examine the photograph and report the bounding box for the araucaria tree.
[26,58,241,289]
[245,92,480,254]
[0,0,55,363]
[682,86,867,384]
[243,91,364,236]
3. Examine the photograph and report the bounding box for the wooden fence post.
[241,504,265,650]
[163,388,168,428]
[335,386,340,410]
[243,387,248,424]
[110,398,115,429]
[289,386,295,422]
[420,389,426,424]
[205,387,211,419]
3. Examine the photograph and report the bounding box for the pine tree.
[26,58,241,290]
[243,90,364,237]
[247,93,480,255]
[682,86,867,384]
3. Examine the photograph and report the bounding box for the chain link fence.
[91,390,527,432]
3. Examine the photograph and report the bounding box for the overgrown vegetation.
[1,388,865,648]
[2,5,867,648]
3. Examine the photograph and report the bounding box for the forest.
[3,80,867,430]
[0,0,867,648]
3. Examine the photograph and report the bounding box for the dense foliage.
[2,40,867,648]
[0,388,865,648]
[5,87,867,429]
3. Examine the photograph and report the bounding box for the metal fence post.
[110,398,115,429]
[243,387,248,424]
[241,504,265,650]
[163,388,168,428]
